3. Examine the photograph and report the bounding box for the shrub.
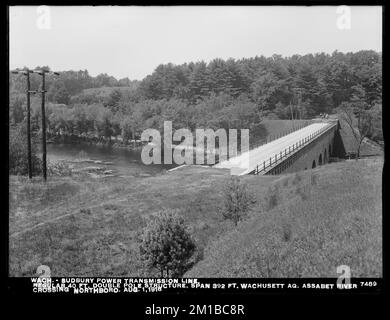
[222,177,251,226]
[9,124,42,176]
[139,209,196,277]
[266,185,279,210]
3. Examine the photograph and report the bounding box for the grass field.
[9,157,382,277]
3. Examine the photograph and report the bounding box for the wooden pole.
[41,72,47,181]
[26,71,32,179]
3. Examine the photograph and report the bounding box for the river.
[46,143,177,177]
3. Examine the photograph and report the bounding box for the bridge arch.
[319,153,323,166]
[312,160,316,168]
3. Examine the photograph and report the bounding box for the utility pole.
[34,68,60,181]
[41,71,47,181]
[26,70,33,179]
[11,68,36,179]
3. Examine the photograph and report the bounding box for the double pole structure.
[11,68,59,181]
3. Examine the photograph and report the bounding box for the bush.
[9,124,42,176]
[266,185,279,210]
[139,209,196,277]
[222,177,251,226]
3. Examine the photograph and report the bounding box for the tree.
[9,123,42,176]
[120,116,134,143]
[105,89,122,112]
[338,101,375,159]
[161,98,195,130]
[48,81,71,105]
[368,102,383,142]
[72,104,88,135]
[227,97,262,130]
[222,177,251,226]
[188,61,209,101]
[95,107,114,141]
[9,92,26,125]
[139,209,196,277]
[251,72,279,112]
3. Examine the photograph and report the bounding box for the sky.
[9,6,382,80]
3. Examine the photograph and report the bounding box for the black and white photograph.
[7,4,384,297]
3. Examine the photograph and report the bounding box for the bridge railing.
[253,122,337,175]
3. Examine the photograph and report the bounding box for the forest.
[9,50,383,145]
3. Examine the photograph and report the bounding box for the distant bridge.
[214,120,340,175]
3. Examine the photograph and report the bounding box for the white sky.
[9,6,382,80]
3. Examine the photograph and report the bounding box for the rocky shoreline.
[49,156,160,179]
[48,157,118,178]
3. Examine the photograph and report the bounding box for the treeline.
[21,94,261,145]
[10,68,139,105]
[9,50,382,144]
[137,50,382,117]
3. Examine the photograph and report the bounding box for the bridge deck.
[214,121,334,175]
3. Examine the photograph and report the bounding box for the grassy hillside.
[9,158,382,277]
[186,158,382,278]
[10,166,269,276]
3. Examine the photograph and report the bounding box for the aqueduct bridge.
[214,120,340,175]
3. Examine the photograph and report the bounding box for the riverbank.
[47,133,225,159]
[47,132,145,150]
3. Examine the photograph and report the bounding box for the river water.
[46,143,177,177]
